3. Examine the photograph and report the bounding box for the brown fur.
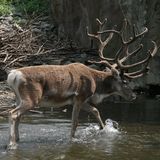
[7,63,135,149]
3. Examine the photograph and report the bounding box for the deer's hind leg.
[9,100,34,149]
[8,83,43,149]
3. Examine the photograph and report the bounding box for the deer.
[7,18,157,149]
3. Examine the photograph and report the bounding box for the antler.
[123,41,157,79]
[87,18,158,79]
[87,18,115,65]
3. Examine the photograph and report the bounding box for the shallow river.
[0,98,160,160]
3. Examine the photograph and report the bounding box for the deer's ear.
[111,68,119,78]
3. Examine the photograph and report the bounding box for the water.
[0,98,160,160]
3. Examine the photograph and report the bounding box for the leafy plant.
[0,0,49,16]
[0,0,13,15]
[14,0,49,15]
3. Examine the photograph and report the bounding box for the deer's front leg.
[82,103,105,129]
[71,100,81,139]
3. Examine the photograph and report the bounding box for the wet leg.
[82,103,104,129]
[71,101,82,139]
[8,101,33,149]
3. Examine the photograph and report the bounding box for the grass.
[0,0,13,15]
[0,0,49,16]
[14,0,49,15]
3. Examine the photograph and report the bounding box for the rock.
[80,53,87,59]
[50,0,123,47]
[50,0,160,87]
[88,64,99,70]
[40,22,50,29]
[155,95,160,100]
[0,69,7,81]
[32,28,42,34]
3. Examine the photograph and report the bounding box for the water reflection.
[0,98,160,160]
[98,97,160,123]
[1,122,160,160]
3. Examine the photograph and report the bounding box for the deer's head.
[87,18,157,101]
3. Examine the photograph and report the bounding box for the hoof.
[7,142,18,150]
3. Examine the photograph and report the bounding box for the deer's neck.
[86,69,114,105]
[91,69,113,93]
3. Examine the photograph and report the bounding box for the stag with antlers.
[7,18,157,149]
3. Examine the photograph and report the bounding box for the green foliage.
[0,0,13,15]
[0,0,49,16]
[14,0,49,15]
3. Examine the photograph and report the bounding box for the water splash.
[73,124,100,143]
[74,119,122,154]
[75,119,121,144]
[103,119,120,134]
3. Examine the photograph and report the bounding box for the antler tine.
[120,19,128,41]
[86,18,108,40]
[132,24,137,39]
[96,18,103,25]
[111,44,143,69]
[86,26,99,40]
[87,18,115,64]
[88,59,113,69]
[123,62,151,79]
[150,41,158,57]
[124,65,149,78]
[118,44,143,65]
[96,18,107,28]
[111,22,150,71]
[121,19,128,32]
[97,26,147,66]
[117,50,151,69]
[98,25,148,45]
[117,40,157,69]
[126,27,148,44]
[98,31,114,61]
[120,41,157,79]
[124,72,147,79]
